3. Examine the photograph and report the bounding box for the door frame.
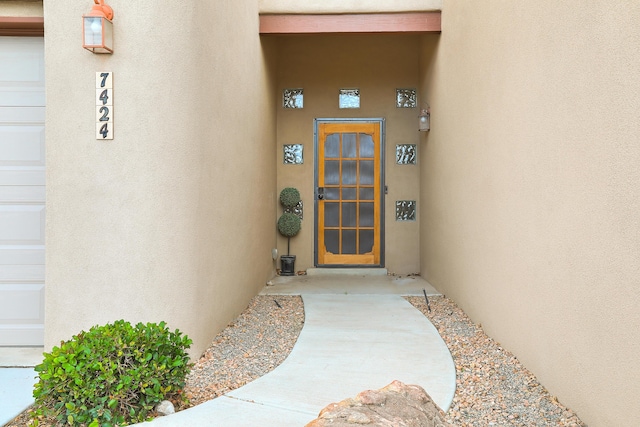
[313,118,386,268]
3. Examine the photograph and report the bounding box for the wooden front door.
[315,120,384,266]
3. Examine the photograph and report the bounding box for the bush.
[279,187,301,208]
[32,320,192,427]
[277,212,301,237]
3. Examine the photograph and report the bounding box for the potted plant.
[278,187,301,276]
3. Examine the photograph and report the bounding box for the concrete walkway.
[0,347,42,426]
[133,272,456,426]
[1,272,456,427]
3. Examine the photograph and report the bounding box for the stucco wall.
[44,0,277,358]
[275,35,422,273]
[420,1,640,425]
[0,1,42,17]
[260,0,441,14]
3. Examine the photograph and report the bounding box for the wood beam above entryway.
[259,12,441,34]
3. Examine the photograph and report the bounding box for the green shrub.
[279,187,301,208]
[277,212,301,237]
[32,320,192,427]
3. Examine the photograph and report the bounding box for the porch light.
[83,0,114,54]
[418,105,430,132]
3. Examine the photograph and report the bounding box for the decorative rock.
[156,400,175,416]
[305,380,452,427]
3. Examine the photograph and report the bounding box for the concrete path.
[1,273,456,427]
[133,273,456,426]
[0,347,42,426]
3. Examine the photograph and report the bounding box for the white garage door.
[0,36,45,346]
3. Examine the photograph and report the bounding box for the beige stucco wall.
[0,1,42,17]
[420,1,640,425]
[275,34,422,273]
[44,0,277,358]
[260,0,441,14]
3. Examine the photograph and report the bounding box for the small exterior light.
[83,0,114,54]
[418,107,430,132]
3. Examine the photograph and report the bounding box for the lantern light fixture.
[83,0,114,54]
[418,103,431,132]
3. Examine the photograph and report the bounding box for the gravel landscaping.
[6,294,586,426]
[406,296,586,427]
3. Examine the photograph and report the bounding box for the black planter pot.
[280,255,296,276]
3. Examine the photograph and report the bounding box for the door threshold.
[307,268,388,276]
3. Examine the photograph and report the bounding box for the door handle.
[317,187,324,200]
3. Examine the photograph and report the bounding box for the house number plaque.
[96,72,113,140]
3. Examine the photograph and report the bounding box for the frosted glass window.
[396,200,416,221]
[283,144,303,164]
[283,88,303,108]
[396,89,417,108]
[339,89,360,109]
[396,144,417,165]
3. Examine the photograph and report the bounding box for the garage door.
[0,36,45,346]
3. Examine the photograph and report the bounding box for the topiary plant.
[279,187,301,209]
[31,320,192,427]
[278,212,301,238]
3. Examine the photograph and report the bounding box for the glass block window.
[284,200,303,221]
[396,144,417,165]
[396,200,416,221]
[396,89,417,108]
[283,144,303,164]
[283,88,303,109]
[339,89,360,109]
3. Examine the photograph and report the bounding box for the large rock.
[305,380,451,427]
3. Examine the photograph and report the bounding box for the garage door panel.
[0,37,44,108]
[0,284,44,321]
[0,325,44,346]
[0,106,45,123]
[0,265,45,282]
[0,185,45,203]
[0,47,44,84]
[0,125,45,166]
[0,89,45,107]
[0,206,45,245]
[0,247,44,265]
[0,169,44,186]
[0,284,45,321]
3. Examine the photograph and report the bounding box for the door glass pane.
[342,161,357,185]
[325,230,339,254]
[360,133,375,158]
[325,188,340,200]
[360,187,374,200]
[359,203,374,227]
[325,134,340,157]
[360,160,374,185]
[325,160,340,185]
[342,230,357,254]
[342,133,357,158]
[359,230,374,254]
[342,202,357,227]
[342,188,356,200]
[325,203,339,227]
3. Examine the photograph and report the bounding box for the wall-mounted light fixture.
[419,104,430,132]
[83,0,114,54]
